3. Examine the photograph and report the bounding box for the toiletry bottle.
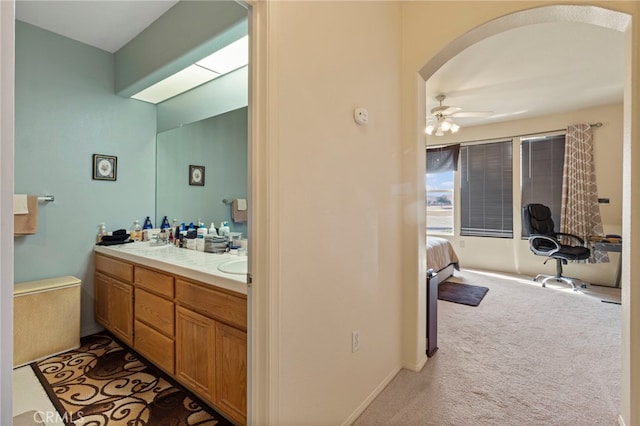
[130,220,142,242]
[219,221,230,237]
[161,216,170,230]
[209,222,218,236]
[174,226,181,247]
[143,216,153,229]
[171,218,179,229]
[96,223,107,243]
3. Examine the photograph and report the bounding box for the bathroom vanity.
[94,243,248,425]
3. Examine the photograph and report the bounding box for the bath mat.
[438,281,489,307]
[31,333,232,426]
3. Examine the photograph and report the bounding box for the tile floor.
[13,365,63,425]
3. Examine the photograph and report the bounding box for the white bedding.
[426,236,460,272]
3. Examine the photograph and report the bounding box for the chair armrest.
[528,234,561,250]
[555,232,585,245]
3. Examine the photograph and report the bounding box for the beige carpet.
[354,269,621,426]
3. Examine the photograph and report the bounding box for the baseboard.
[342,365,402,425]
[402,353,428,372]
[618,413,626,426]
[81,324,104,338]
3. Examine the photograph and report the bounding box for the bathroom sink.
[217,258,248,275]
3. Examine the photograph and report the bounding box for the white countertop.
[94,242,248,295]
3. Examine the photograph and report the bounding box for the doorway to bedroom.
[420,4,629,423]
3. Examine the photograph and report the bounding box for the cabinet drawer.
[95,254,133,282]
[176,279,247,331]
[135,266,174,298]
[134,320,174,374]
[135,288,174,337]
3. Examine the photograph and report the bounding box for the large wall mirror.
[156,106,248,237]
[152,5,249,239]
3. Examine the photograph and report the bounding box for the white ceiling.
[427,21,625,128]
[15,4,625,125]
[16,0,179,53]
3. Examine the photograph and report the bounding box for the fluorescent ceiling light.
[132,65,219,104]
[131,35,248,104]
[197,36,248,74]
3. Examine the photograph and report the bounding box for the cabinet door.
[215,322,247,424]
[175,306,216,401]
[94,272,110,327]
[109,280,133,346]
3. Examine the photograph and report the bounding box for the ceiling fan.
[426,94,492,136]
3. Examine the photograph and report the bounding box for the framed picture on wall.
[92,154,117,181]
[189,165,205,186]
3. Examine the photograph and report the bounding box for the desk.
[590,239,622,288]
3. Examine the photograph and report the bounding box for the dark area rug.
[31,333,232,426]
[438,281,489,306]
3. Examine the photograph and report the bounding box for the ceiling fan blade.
[441,106,462,115]
[451,111,493,118]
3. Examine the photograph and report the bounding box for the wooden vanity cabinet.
[175,278,247,425]
[94,256,134,346]
[133,266,175,374]
[94,253,247,425]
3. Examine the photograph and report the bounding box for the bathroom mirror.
[155,106,248,237]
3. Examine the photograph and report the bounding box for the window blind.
[460,141,513,238]
[521,134,565,237]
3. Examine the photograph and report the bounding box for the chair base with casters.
[533,258,587,290]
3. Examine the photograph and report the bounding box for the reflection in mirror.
[156,107,248,238]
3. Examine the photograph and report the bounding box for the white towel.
[236,198,247,211]
[14,194,29,214]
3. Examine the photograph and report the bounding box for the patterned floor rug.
[31,333,233,426]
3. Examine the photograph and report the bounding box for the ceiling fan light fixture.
[425,124,435,135]
[450,123,460,133]
[439,120,451,132]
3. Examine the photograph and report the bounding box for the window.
[521,134,565,237]
[460,141,513,238]
[426,171,454,234]
[426,145,459,235]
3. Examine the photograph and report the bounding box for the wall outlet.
[352,330,360,352]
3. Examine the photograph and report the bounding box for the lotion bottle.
[96,223,107,243]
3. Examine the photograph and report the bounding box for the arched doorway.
[407,4,634,423]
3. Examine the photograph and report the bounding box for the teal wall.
[115,1,247,97]
[156,107,248,237]
[14,22,157,335]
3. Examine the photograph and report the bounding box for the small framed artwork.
[189,165,205,186]
[92,154,117,181]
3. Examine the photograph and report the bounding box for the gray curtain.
[560,124,608,263]
[426,144,460,173]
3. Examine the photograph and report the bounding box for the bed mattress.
[427,236,460,272]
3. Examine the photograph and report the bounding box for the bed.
[426,236,460,281]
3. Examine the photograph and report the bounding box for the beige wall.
[428,103,623,285]
[252,1,403,424]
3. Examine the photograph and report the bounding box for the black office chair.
[523,203,591,290]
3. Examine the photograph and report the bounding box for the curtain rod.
[428,122,603,148]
